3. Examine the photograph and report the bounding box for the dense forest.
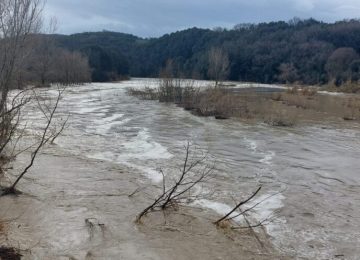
[53,18,360,85]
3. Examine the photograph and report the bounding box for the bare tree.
[0,0,43,113]
[136,142,214,222]
[0,0,70,195]
[208,47,229,87]
[30,17,58,86]
[0,0,43,165]
[158,59,177,102]
[278,63,299,83]
[325,47,359,85]
[1,86,67,195]
[54,49,91,85]
[0,90,31,157]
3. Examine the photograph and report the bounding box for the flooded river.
[1,79,360,259]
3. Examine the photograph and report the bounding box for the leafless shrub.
[1,86,67,195]
[181,85,200,110]
[301,87,318,96]
[136,142,214,223]
[196,87,249,119]
[286,86,299,95]
[214,189,284,231]
[158,60,178,102]
[264,108,297,127]
[214,187,262,226]
[126,87,158,100]
[127,76,199,109]
[196,88,224,116]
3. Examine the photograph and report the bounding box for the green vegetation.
[54,19,360,88]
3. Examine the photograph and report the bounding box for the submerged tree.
[136,143,214,222]
[208,47,229,87]
[0,0,43,168]
[0,0,86,195]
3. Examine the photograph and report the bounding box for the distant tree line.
[15,34,91,88]
[53,19,360,85]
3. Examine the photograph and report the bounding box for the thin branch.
[214,186,262,225]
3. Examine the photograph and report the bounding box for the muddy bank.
[0,148,287,259]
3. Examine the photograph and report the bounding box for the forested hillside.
[54,19,360,85]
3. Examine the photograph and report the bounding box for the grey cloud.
[44,0,360,37]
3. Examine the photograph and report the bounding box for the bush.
[126,87,158,100]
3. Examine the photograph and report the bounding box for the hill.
[54,19,360,85]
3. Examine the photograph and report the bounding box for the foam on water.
[244,138,275,165]
[194,192,285,237]
[76,106,102,114]
[91,114,132,135]
[244,138,258,153]
[246,193,286,235]
[120,129,173,160]
[96,119,132,135]
[259,151,276,165]
[85,125,172,183]
[88,152,164,183]
[193,200,246,223]
[122,163,163,183]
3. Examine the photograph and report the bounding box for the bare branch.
[136,143,214,222]
[214,186,262,225]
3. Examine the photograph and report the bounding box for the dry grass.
[127,84,360,125]
[268,90,360,122]
[199,87,360,124]
[286,86,318,96]
[126,87,159,100]
[263,110,296,127]
[324,82,360,94]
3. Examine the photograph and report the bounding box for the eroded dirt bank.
[0,148,287,259]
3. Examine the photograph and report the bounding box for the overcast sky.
[44,0,360,37]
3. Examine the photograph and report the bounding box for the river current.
[26,79,360,259]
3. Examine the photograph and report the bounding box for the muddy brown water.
[1,79,360,259]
